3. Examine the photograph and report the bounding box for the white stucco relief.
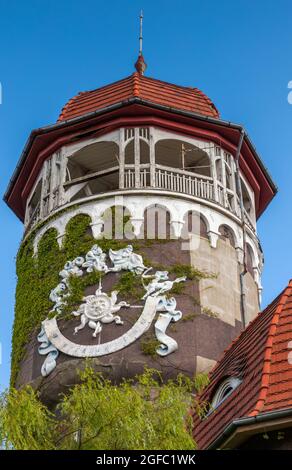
[38,244,187,376]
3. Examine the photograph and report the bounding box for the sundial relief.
[38,244,186,377]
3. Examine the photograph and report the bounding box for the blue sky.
[1,0,292,391]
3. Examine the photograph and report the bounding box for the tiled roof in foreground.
[194,280,292,449]
[58,72,219,121]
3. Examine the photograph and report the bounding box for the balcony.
[24,129,256,232]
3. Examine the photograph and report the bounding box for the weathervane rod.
[139,10,143,56]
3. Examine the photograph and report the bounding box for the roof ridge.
[248,281,292,417]
[141,74,204,92]
[132,72,140,97]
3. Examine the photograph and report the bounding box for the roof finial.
[139,10,143,56]
[135,10,147,75]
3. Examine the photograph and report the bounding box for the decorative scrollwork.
[37,325,59,377]
[39,244,186,376]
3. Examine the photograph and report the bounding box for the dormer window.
[209,377,241,414]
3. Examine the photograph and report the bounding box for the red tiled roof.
[193,280,292,449]
[58,73,219,121]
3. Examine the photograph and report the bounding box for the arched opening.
[65,141,120,202]
[224,153,234,191]
[26,179,42,228]
[215,158,223,183]
[155,139,211,177]
[181,211,208,240]
[219,224,236,248]
[143,205,172,240]
[67,141,119,179]
[139,140,150,187]
[37,227,59,256]
[101,205,132,240]
[140,140,150,164]
[209,377,242,413]
[241,179,253,217]
[246,244,255,277]
[63,214,93,254]
[125,140,134,165]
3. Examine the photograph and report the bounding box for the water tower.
[4,41,276,402]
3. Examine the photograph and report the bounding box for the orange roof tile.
[58,73,219,122]
[193,281,292,449]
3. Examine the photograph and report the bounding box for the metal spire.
[139,10,143,56]
[135,10,147,75]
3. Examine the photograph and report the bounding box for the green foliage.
[0,387,55,450]
[169,264,216,281]
[12,212,216,386]
[0,368,209,450]
[102,205,132,239]
[113,271,144,301]
[182,313,198,322]
[11,214,93,386]
[140,335,161,357]
[62,214,93,257]
[201,306,218,318]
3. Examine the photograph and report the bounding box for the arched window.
[181,211,208,239]
[215,158,223,183]
[140,139,150,164]
[219,225,235,248]
[143,205,171,240]
[65,141,120,201]
[67,141,119,180]
[241,179,253,217]
[215,149,237,213]
[224,152,234,191]
[26,178,42,226]
[125,140,135,165]
[210,377,241,412]
[246,244,255,277]
[101,205,132,239]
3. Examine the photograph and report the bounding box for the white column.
[58,148,67,206]
[208,230,220,248]
[232,158,240,217]
[149,127,156,187]
[208,144,218,202]
[170,220,184,239]
[38,166,46,219]
[134,128,140,188]
[90,218,104,239]
[221,153,227,209]
[119,128,125,189]
[48,153,56,213]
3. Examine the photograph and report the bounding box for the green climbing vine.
[12,214,94,386]
[11,212,217,386]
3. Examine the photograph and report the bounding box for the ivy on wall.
[11,212,216,387]
[12,215,93,386]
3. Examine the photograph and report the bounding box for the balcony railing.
[124,165,232,211]
[25,164,255,231]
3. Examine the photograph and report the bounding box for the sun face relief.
[73,284,127,337]
[37,245,186,377]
